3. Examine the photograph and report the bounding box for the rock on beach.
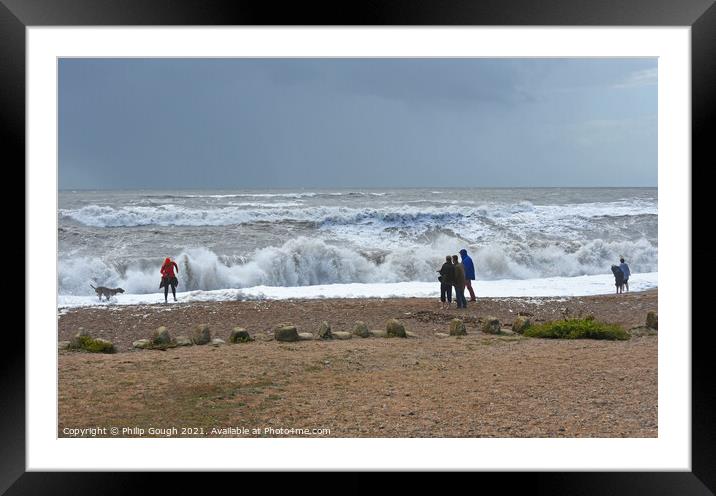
[132,339,151,349]
[482,316,501,335]
[152,326,171,345]
[318,321,333,339]
[449,318,467,336]
[511,316,532,334]
[229,327,253,343]
[192,324,211,345]
[274,324,299,342]
[386,319,407,338]
[352,321,370,338]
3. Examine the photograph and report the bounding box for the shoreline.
[58,273,659,309]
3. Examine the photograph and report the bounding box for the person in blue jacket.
[459,248,477,302]
[619,257,631,292]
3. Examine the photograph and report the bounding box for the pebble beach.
[58,289,657,438]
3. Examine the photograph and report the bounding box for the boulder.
[481,316,501,334]
[192,324,211,345]
[175,336,193,347]
[386,319,407,338]
[352,321,370,338]
[133,339,152,349]
[449,318,467,336]
[152,326,171,345]
[369,330,388,338]
[274,325,299,342]
[298,332,315,341]
[91,338,115,354]
[646,311,658,330]
[318,321,333,339]
[210,338,225,346]
[405,331,418,338]
[58,341,71,350]
[332,331,352,340]
[435,332,450,338]
[69,329,114,352]
[511,316,532,334]
[229,327,253,343]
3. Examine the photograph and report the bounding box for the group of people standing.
[438,248,477,310]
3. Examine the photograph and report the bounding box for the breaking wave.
[58,236,657,295]
[60,201,657,228]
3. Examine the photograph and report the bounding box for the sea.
[57,188,658,308]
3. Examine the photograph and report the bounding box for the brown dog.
[90,284,125,301]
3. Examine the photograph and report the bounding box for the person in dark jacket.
[452,254,467,309]
[160,257,179,302]
[459,248,477,302]
[438,255,455,310]
[611,265,624,294]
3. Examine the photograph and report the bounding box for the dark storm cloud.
[58,58,657,189]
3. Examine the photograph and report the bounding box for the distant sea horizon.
[59,185,658,191]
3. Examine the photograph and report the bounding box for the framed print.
[6,0,714,492]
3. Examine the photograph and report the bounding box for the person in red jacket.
[159,257,179,302]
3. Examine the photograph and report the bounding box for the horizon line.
[58,185,658,191]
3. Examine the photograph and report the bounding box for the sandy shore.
[58,289,657,438]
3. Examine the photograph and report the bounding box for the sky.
[58,58,657,189]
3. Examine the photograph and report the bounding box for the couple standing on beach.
[611,257,631,294]
[438,249,477,310]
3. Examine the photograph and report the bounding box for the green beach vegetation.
[523,318,630,341]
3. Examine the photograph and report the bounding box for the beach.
[58,289,657,438]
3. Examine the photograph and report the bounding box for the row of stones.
[58,318,417,353]
[59,311,658,353]
[130,318,413,349]
[132,324,232,349]
[130,316,510,350]
[447,316,512,336]
[276,318,410,342]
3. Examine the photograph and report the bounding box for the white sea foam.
[59,200,657,229]
[183,192,318,199]
[57,272,658,308]
[156,191,390,200]
[58,237,657,296]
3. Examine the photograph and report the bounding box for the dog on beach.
[90,284,125,301]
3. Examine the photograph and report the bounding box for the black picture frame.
[5,0,713,492]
